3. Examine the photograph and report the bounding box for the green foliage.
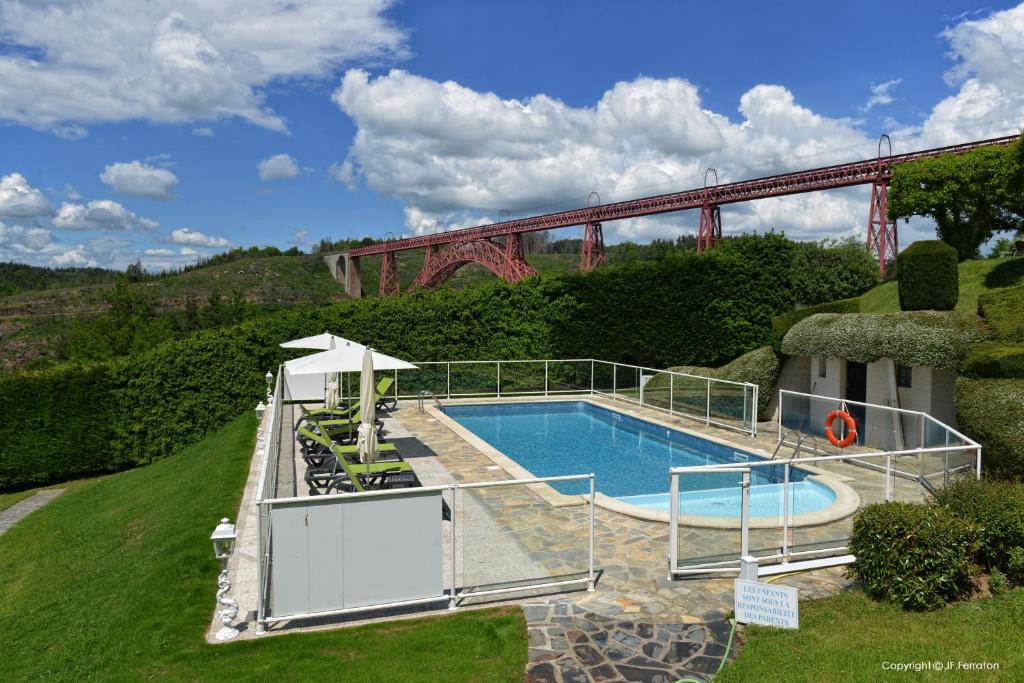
[0,262,117,296]
[963,342,1024,379]
[847,502,978,610]
[979,283,1024,341]
[646,346,780,419]
[895,240,959,311]
[781,311,986,370]
[1009,547,1024,585]
[554,234,798,367]
[990,567,1010,594]
[890,136,1024,260]
[0,364,120,489]
[955,378,1024,479]
[932,477,1024,571]
[770,298,860,351]
[791,238,880,305]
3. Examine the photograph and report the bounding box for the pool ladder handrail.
[772,430,819,460]
[418,389,443,413]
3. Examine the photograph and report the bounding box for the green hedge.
[645,346,780,419]
[955,378,1024,479]
[0,364,121,489]
[896,240,959,311]
[963,342,1024,379]
[847,502,978,610]
[781,311,987,371]
[0,235,811,491]
[553,234,799,368]
[770,298,860,351]
[978,284,1024,341]
[932,477,1024,572]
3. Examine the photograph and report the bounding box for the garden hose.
[674,566,817,682]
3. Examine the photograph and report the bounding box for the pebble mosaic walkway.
[0,489,63,536]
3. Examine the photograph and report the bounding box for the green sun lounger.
[297,426,403,467]
[295,376,397,426]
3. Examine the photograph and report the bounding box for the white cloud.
[923,4,1024,143]
[862,79,902,111]
[51,245,98,267]
[0,222,56,253]
[0,172,52,219]
[54,200,158,231]
[258,153,300,181]
[192,127,214,137]
[333,69,873,241]
[328,159,357,189]
[0,2,407,136]
[144,248,175,256]
[168,227,231,247]
[100,161,180,199]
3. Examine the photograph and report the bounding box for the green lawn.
[859,256,1024,313]
[719,588,1023,682]
[0,414,526,682]
[0,488,33,512]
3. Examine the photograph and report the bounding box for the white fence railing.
[392,358,759,437]
[257,473,595,627]
[777,389,980,488]
[255,366,284,626]
[668,444,981,578]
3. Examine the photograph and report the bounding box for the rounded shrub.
[963,342,1024,379]
[932,477,1024,571]
[896,240,959,311]
[847,502,978,610]
[955,378,1024,479]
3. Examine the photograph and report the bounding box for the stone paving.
[524,600,735,683]
[0,489,63,536]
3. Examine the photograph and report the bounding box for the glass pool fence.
[393,359,759,437]
[669,444,981,578]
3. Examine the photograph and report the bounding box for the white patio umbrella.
[356,347,379,475]
[284,346,417,374]
[279,332,359,350]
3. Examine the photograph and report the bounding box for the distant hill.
[0,262,118,296]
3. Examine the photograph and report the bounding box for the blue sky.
[1,1,1022,270]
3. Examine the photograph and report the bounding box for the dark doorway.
[844,361,867,442]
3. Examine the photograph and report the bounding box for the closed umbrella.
[356,347,379,476]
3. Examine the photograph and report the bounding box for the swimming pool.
[443,401,836,518]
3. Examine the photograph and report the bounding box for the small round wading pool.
[442,400,857,527]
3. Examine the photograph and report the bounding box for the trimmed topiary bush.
[781,311,987,371]
[896,240,959,311]
[932,477,1024,571]
[770,298,859,351]
[963,342,1024,379]
[847,502,978,610]
[978,283,1024,341]
[955,378,1024,479]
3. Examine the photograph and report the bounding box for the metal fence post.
[751,385,759,437]
[782,463,790,560]
[448,484,458,610]
[590,360,595,395]
[613,364,617,398]
[588,475,596,591]
[668,471,679,579]
[497,361,501,398]
[740,470,751,557]
[976,447,982,480]
[669,375,674,415]
[545,360,549,396]
[705,379,711,426]
[446,363,451,400]
[885,455,892,501]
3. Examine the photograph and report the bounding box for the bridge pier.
[581,222,605,271]
[379,251,400,297]
[696,204,722,252]
[341,252,362,298]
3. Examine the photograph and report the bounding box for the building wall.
[766,355,812,421]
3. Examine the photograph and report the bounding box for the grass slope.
[0,413,526,682]
[859,257,1024,314]
[719,588,1024,682]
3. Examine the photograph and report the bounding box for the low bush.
[770,298,859,351]
[791,238,879,306]
[962,342,1024,379]
[896,240,959,311]
[1008,547,1024,585]
[990,567,1010,594]
[781,311,987,371]
[978,283,1024,341]
[954,378,1024,479]
[847,502,978,610]
[932,477,1024,571]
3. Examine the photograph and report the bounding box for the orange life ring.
[824,409,857,448]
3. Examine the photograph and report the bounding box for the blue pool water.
[444,401,836,517]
